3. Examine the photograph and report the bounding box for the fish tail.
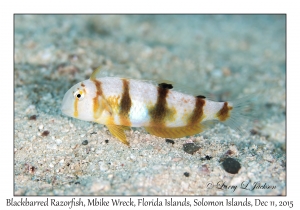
[219,94,258,133]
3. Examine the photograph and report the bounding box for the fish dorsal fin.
[90,66,103,80]
[90,65,122,79]
[90,65,134,80]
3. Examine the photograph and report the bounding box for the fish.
[61,67,251,145]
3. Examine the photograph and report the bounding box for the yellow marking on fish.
[74,97,78,117]
[73,89,85,117]
[216,102,233,121]
[106,116,115,125]
[92,79,103,119]
[106,96,121,113]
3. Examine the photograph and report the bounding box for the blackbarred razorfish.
[61,67,250,145]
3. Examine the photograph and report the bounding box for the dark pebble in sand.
[183,172,190,177]
[250,129,260,135]
[29,115,37,120]
[105,140,109,143]
[183,143,201,154]
[205,155,212,160]
[90,131,97,135]
[165,139,175,144]
[41,130,49,136]
[225,150,234,156]
[222,158,241,174]
[82,140,88,145]
[200,155,212,161]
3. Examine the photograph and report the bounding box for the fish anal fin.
[106,124,130,146]
[144,124,204,139]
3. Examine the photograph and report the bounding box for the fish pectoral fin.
[106,124,130,146]
[144,124,204,138]
[101,98,113,115]
[94,98,113,120]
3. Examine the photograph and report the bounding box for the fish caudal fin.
[106,125,130,146]
[219,95,257,133]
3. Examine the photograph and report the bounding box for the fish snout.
[61,92,73,116]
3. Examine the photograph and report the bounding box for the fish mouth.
[61,89,73,116]
[60,102,71,116]
[60,103,72,116]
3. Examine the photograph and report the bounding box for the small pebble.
[96,149,103,154]
[199,164,210,175]
[165,139,175,144]
[130,154,136,160]
[47,144,57,150]
[82,140,88,145]
[263,154,274,163]
[229,145,239,155]
[172,157,182,162]
[18,132,24,138]
[183,143,201,154]
[39,125,44,130]
[225,150,234,156]
[29,115,37,120]
[99,162,108,171]
[55,139,62,145]
[205,155,212,160]
[250,129,260,135]
[105,140,109,143]
[41,130,50,137]
[90,180,111,193]
[181,181,189,190]
[222,158,241,174]
[247,161,256,167]
[183,172,190,177]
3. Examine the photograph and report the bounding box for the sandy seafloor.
[14,15,286,196]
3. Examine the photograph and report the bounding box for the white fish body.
[61,67,247,145]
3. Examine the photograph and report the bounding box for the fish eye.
[74,90,84,101]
